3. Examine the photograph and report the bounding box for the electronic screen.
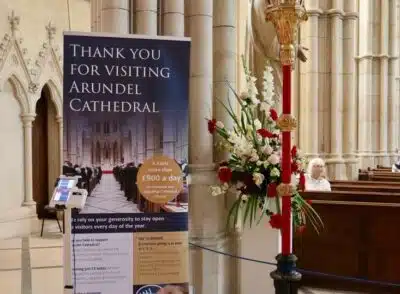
[57,179,75,189]
[53,189,70,202]
[50,178,77,204]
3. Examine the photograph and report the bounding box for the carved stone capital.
[277,114,297,131]
[21,113,36,127]
[56,115,63,124]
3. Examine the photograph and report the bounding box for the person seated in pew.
[391,151,400,172]
[305,158,331,191]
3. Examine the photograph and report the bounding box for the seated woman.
[305,158,331,191]
[392,162,400,172]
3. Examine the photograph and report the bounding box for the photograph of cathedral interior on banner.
[63,109,189,214]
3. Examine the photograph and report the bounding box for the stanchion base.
[64,285,73,294]
[270,254,302,294]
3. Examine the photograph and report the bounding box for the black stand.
[270,254,301,294]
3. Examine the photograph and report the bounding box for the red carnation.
[291,145,297,158]
[269,108,278,121]
[257,128,276,138]
[218,166,232,183]
[207,119,217,134]
[269,214,282,229]
[299,172,305,190]
[291,162,299,173]
[267,182,277,198]
[296,225,306,235]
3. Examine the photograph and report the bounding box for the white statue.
[246,0,308,101]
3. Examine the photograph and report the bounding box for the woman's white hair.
[307,157,326,176]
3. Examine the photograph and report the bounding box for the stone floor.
[0,220,361,294]
[82,174,141,214]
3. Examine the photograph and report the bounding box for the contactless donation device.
[53,176,88,294]
[50,176,87,210]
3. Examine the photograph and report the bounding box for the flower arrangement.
[207,62,323,234]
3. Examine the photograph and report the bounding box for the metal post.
[264,1,308,293]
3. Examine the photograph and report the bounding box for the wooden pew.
[331,180,400,186]
[294,190,400,293]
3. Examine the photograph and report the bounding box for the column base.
[22,201,36,207]
[270,254,301,294]
[324,157,346,180]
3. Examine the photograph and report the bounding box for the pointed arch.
[2,73,30,114]
[36,79,62,117]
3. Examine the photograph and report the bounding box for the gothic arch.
[32,42,63,116]
[37,79,62,117]
[3,74,29,114]
[0,32,32,115]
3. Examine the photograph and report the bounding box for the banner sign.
[63,32,190,294]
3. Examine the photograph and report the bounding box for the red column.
[281,64,292,255]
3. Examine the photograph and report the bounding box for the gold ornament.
[277,114,297,131]
[276,183,294,197]
[264,0,308,66]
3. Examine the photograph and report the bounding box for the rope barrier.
[6,200,398,289]
[189,242,400,288]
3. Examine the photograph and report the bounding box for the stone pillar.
[101,0,129,33]
[213,1,239,293]
[57,116,64,174]
[379,0,390,165]
[388,0,399,162]
[162,0,184,36]
[96,0,102,31]
[213,0,236,159]
[135,0,158,35]
[135,1,157,160]
[188,1,228,294]
[343,1,358,179]
[91,0,96,31]
[326,0,345,179]
[300,10,319,159]
[162,0,184,159]
[357,0,374,168]
[21,114,35,205]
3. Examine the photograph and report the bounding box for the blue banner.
[63,32,190,294]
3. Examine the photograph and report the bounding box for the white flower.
[222,182,229,191]
[210,186,223,196]
[270,167,280,177]
[268,153,280,165]
[239,92,249,100]
[263,161,270,168]
[247,76,259,105]
[241,194,249,202]
[253,172,265,187]
[216,121,224,128]
[254,119,262,130]
[260,101,270,114]
[249,149,259,162]
[262,65,275,105]
[262,145,273,155]
[256,160,263,166]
